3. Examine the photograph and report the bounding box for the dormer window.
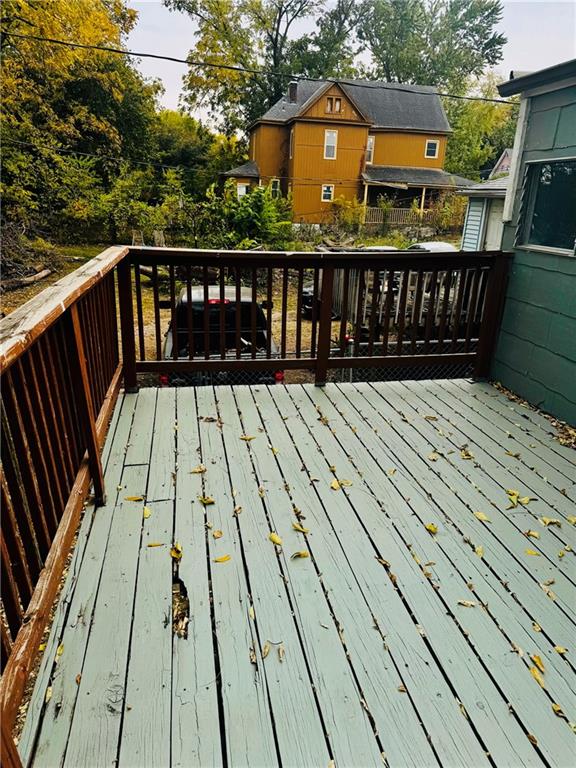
[425,139,439,159]
[326,97,341,113]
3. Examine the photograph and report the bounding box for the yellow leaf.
[269,532,283,546]
[518,496,534,506]
[460,448,474,460]
[474,511,491,522]
[457,600,477,607]
[531,655,545,673]
[530,666,545,688]
[147,542,164,548]
[532,622,542,632]
[199,495,215,506]
[475,545,484,558]
[524,530,540,539]
[505,450,520,458]
[278,644,285,662]
[558,550,565,558]
[262,641,270,659]
[567,515,576,526]
[424,415,438,421]
[540,517,561,527]
[506,489,519,508]
[292,522,310,534]
[213,554,231,563]
[330,479,341,491]
[258,486,265,498]
[45,686,52,704]
[125,495,144,502]
[249,605,255,620]
[240,435,256,441]
[552,703,567,720]
[56,643,64,657]
[425,523,438,535]
[170,542,183,561]
[291,551,309,560]
[525,549,541,556]
[143,506,152,519]
[387,468,397,476]
[190,464,206,474]
[428,452,439,462]
[554,646,568,655]
[213,530,223,539]
[38,643,46,652]
[270,446,279,455]
[340,479,353,487]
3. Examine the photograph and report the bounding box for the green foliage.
[427,192,467,231]
[331,196,365,233]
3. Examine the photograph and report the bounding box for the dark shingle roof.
[222,160,260,178]
[363,166,475,188]
[457,175,508,197]
[258,80,451,133]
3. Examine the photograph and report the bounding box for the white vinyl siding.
[324,130,338,160]
[461,199,486,250]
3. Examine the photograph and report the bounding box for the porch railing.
[364,206,465,228]
[0,246,510,764]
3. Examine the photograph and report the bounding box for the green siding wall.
[492,84,576,424]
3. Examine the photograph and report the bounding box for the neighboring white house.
[459,175,508,251]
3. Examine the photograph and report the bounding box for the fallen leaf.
[199,495,215,506]
[56,643,64,657]
[278,644,285,663]
[554,646,568,655]
[530,667,545,688]
[190,464,206,474]
[38,643,46,652]
[249,646,257,664]
[540,517,561,527]
[75,674,81,685]
[262,641,271,659]
[233,504,243,516]
[424,415,438,421]
[258,486,265,497]
[552,703,567,720]
[45,686,52,703]
[249,605,255,620]
[558,550,565,558]
[397,684,407,692]
[527,734,538,746]
[506,489,519,508]
[524,530,540,539]
[125,495,144,502]
[291,551,309,560]
[518,496,534,506]
[511,643,524,657]
[240,435,256,441]
[428,452,439,462]
[213,530,223,539]
[170,542,183,561]
[532,622,542,632]
[375,557,391,568]
[213,554,231,563]
[330,479,341,491]
[475,545,484,558]
[340,479,353,487]
[147,542,164,548]
[143,506,152,519]
[460,448,474,460]
[505,450,521,458]
[457,600,477,607]
[269,446,279,455]
[387,468,397,476]
[531,655,545,673]
[525,549,541,556]
[269,532,283,546]
[292,522,310,534]
[425,523,438,535]
[474,511,491,522]
[567,515,576,526]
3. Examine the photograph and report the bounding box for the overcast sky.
[127,0,576,116]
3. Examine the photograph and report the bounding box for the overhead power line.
[2,31,517,106]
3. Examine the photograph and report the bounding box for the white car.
[406,241,458,252]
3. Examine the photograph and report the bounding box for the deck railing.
[0,245,509,763]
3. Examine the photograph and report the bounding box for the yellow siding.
[251,123,289,181]
[301,84,365,123]
[290,121,367,221]
[369,132,447,168]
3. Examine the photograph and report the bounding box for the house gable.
[298,83,369,124]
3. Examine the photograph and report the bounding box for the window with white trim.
[237,182,249,198]
[326,96,342,113]
[270,178,280,198]
[321,184,334,202]
[324,130,338,160]
[366,135,375,165]
[520,159,576,252]
[425,139,439,159]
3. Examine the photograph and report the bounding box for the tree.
[357,0,507,94]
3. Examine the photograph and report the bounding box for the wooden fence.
[0,246,510,765]
[364,206,465,228]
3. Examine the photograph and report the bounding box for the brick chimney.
[288,81,298,103]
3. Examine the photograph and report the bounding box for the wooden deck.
[17,380,576,768]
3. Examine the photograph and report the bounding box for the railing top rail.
[0,246,128,373]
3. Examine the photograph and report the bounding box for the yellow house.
[224,79,474,223]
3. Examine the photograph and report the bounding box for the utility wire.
[2,31,517,106]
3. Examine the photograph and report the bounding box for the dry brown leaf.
[75,674,82,685]
[269,532,283,546]
[170,542,183,561]
[147,542,164,548]
[424,415,438,421]
[143,506,152,519]
[292,522,310,534]
[125,495,144,502]
[249,646,257,665]
[460,448,474,460]
[375,557,391,568]
[552,703,567,720]
[511,643,524,657]
[527,734,538,746]
[262,641,271,659]
[387,468,397,476]
[199,495,215,506]
[213,554,231,563]
[474,511,491,522]
[531,654,545,673]
[291,550,309,560]
[530,667,545,688]
[425,523,438,535]
[505,450,521,458]
[397,684,407,692]
[213,530,223,539]
[190,464,206,474]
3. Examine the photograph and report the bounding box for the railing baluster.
[381,269,395,355]
[1,472,34,604]
[367,268,379,357]
[152,264,162,361]
[203,267,210,360]
[310,268,320,357]
[295,267,303,359]
[251,267,257,360]
[186,265,194,360]
[353,268,365,357]
[465,267,482,351]
[219,267,226,360]
[117,259,138,391]
[338,268,350,355]
[451,268,468,350]
[281,266,288,360]
[235,268,242,360]
[169,265,178,361]
[396,269,410,354]
[315,266,335,386]
[424,269,439,353]
[410,270,424,354]
[266,267,273,358]
[1,532,23,638]
[437,269,453,353]
[134,264,145,361]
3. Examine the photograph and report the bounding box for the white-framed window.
[519,158,576,252]
[237,182,249,198]
[324,130,338,160]
[366,135,375,165]
[425,139,439,159]
[326,96,341,113]
[289,127,294,159]
[270,178,280,198]
[321,184,335,202]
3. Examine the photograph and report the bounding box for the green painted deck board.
[19,381,576,768]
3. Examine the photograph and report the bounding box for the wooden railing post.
[474,252,511,378]
[117,257,138,392]
[69,304,106,506]
[315,266,335,386]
